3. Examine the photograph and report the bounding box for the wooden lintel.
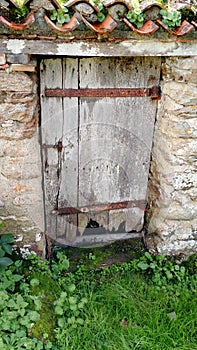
[52,200,147,216]
[45,87,160,98]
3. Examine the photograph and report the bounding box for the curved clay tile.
[0,11,35,30]
[0,0,196,36]
[81,14,117,33]
[44,14,80,32]
[123,18,159,35]
[103,0,133,11]
[157,19,194,36]
[49,0,62,9]
[140,1,166,12]
[66,0,101,12]
[191,21,197,29]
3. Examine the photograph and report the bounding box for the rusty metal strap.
[52,199,147,216]
[45,87,160,98]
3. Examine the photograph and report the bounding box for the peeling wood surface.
[1,39,197,57]
[41,57,161,246]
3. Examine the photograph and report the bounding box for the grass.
[53,271,197,350]
[1,240,197,350]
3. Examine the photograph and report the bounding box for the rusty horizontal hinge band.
[42,141,63,152]
[45,87,160,99]
[52,199,147,216]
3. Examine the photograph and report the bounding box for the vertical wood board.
[57,58,79,241]
[40,59,63,238]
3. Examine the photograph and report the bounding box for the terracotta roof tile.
[0,0,196,37]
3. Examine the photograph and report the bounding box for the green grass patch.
[74,273,197,350]
[0,238,196,350]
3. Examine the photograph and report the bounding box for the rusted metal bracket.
[52,199,147,215]
[42,141,63,171]
[45,86,160,99]
[42,141,63,152]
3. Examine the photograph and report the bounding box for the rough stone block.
[30,0,54,10]
[0,102,36,122]
[163,81,197,106]
[147,56,197,256]
[0,0,9,6]
[0,54,6,65]
[7,54,30,65]
[0,71,33,93]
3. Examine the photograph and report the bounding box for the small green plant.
[126,0,146,28]
[181,6,197,22]
[0,268,23,292]
[51,251,70,276]
[159,8,182,30]
[0,234,14,271]
[12,4,29,22]
[15,0,26,5]
[0,255,53,349]
[93,0,108,22]
[54,283,88,328]
[0,287,45,349]
[88,252,96,261]
[50,7,72,26]
[131,251,197,292]
[24,253,50,275]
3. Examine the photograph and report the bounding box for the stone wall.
[0,52,196,257]
[146,56,197,256]
[0,54,45,256]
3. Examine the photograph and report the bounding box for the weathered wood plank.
[41,59,63,144]
[78,57,111,236]
[40,58,63,239]
[56,58,79,241]
[78,57,161,237]
[108,207,144,232]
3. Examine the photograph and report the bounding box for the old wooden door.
[40,57,161,246]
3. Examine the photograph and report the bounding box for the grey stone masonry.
[146,56,197,256]
[0,55,45,256]
[0,50,197,257]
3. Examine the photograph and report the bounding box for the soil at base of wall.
[51,238,146,271]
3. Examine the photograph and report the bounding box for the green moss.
[58,238,145,271]
[29,272,61,342]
